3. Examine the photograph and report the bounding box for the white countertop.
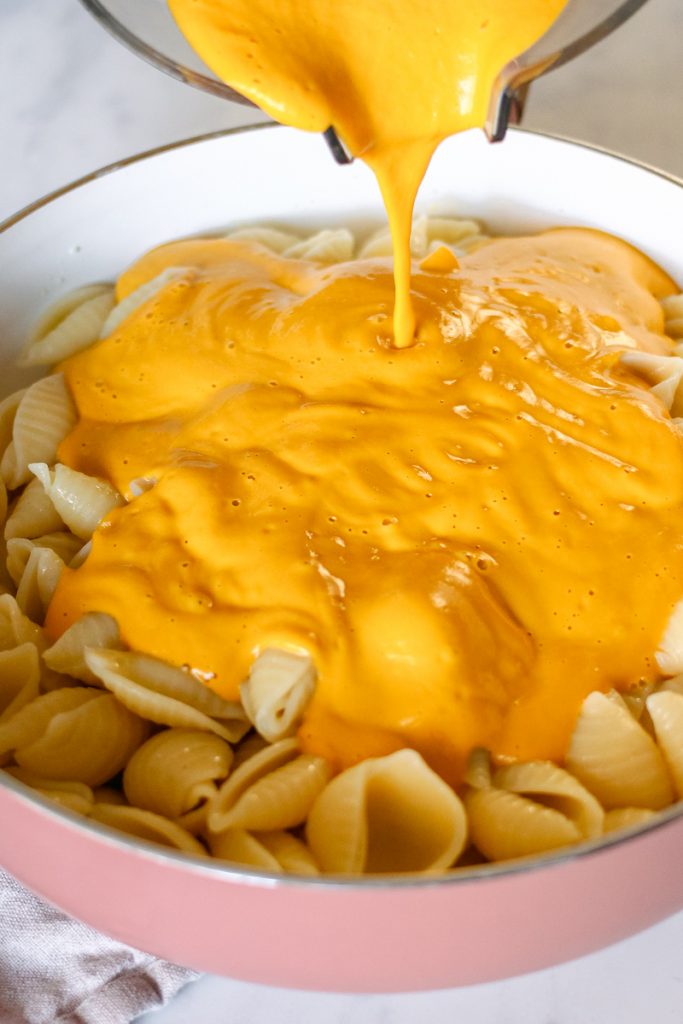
[2,1,683,1021]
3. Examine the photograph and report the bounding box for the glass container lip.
[1,122,682,888]
[77,0,255,105]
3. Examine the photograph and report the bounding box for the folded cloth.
[0,868,198,1024]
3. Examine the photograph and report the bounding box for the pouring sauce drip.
[166,0,567,347]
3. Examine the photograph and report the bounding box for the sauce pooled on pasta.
[48,228,682,783]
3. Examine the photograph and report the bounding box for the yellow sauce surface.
[167,0,566,346]
[48,229,683,783]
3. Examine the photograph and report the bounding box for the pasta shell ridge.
[465,787,581,862]
[0,687,99,757]
[84,648,247,742]
[90,803,207,856]
[42,612,122,683]
[240,647,316,742]
[123,728,233,819]
[492,760,604,839]
[307,749,467,874]
[15,692,150,785]
[207,737,299,832]
[0,642,41,723]
[646,690,683,798]
[566,691,674,810]
[209,754,331,833]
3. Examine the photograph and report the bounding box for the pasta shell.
[283,229,354,262]
[69,540,92,569]
[0,389,26,462]
[93,785,127,806]
[100,267,194,338]
[207,828,282,871]
[566,691,674,809]
[647,690,683,798]
[359,215,484,260]
[20,285,115,366]
[29,462,124,540]
[0,536,13,597]
[603,807,657,834]
[176,802,210,836]
[619,350,683,410]
[6,766,95,816]
[465,787,581,861]
[128,476,156,498]
[209,754,330,833]
[663,293,683,340]
[240,648,316,743]
[660,674,683,697]
[491,761,604,840]
[0,643,41,722]
[0,687,99,756]
[231,732,268,770]
[15,546,65,621]
[258,830,320,876]
[43,612,122,683]
[656,598,683,674]
[306,749,467,874]
[14,692,150,785]
[207,737,299,832]
[0,593,45,652]
[84,648,248,742]
[4,478,64,540]
[207,826,320,874]
[226,226,301,253]
[90,803,207,856]
[123,728,233,819]
[1,375,76,490]
[0,481,7,535]
[463,747,493,790]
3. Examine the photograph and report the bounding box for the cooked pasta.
[209,752,330,833]
[464,752,603,861]
[647,690,683,798]
[4,478,64,540]
[84,648,249,743]
[42,612,122,683]
[240,648,316,743]
[20,284,115,367]
[1,216,682,876]
[565,691,674,810]
[306,749,467,874]
[9,691,149,786]
[0,376,76,490]
[6,766,95,816]
[13,545,65,622]
[29,463,124,540]
[99,267,193,339]
[664,293,683,340]
[0,644,40,723]
[123,728,233,819]
[89,803,208,856]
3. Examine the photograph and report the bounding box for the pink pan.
[0,126,682,992]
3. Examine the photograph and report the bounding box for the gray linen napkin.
[0,868,198,1024]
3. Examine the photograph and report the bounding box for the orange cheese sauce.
[167,0,567,347]
[47,229,683,783]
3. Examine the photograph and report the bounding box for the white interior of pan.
[1,124,681,400]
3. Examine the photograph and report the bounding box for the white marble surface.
[2,0,683,1021]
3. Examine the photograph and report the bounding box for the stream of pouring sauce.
[44,0,683,783]
[166,0,567,348]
